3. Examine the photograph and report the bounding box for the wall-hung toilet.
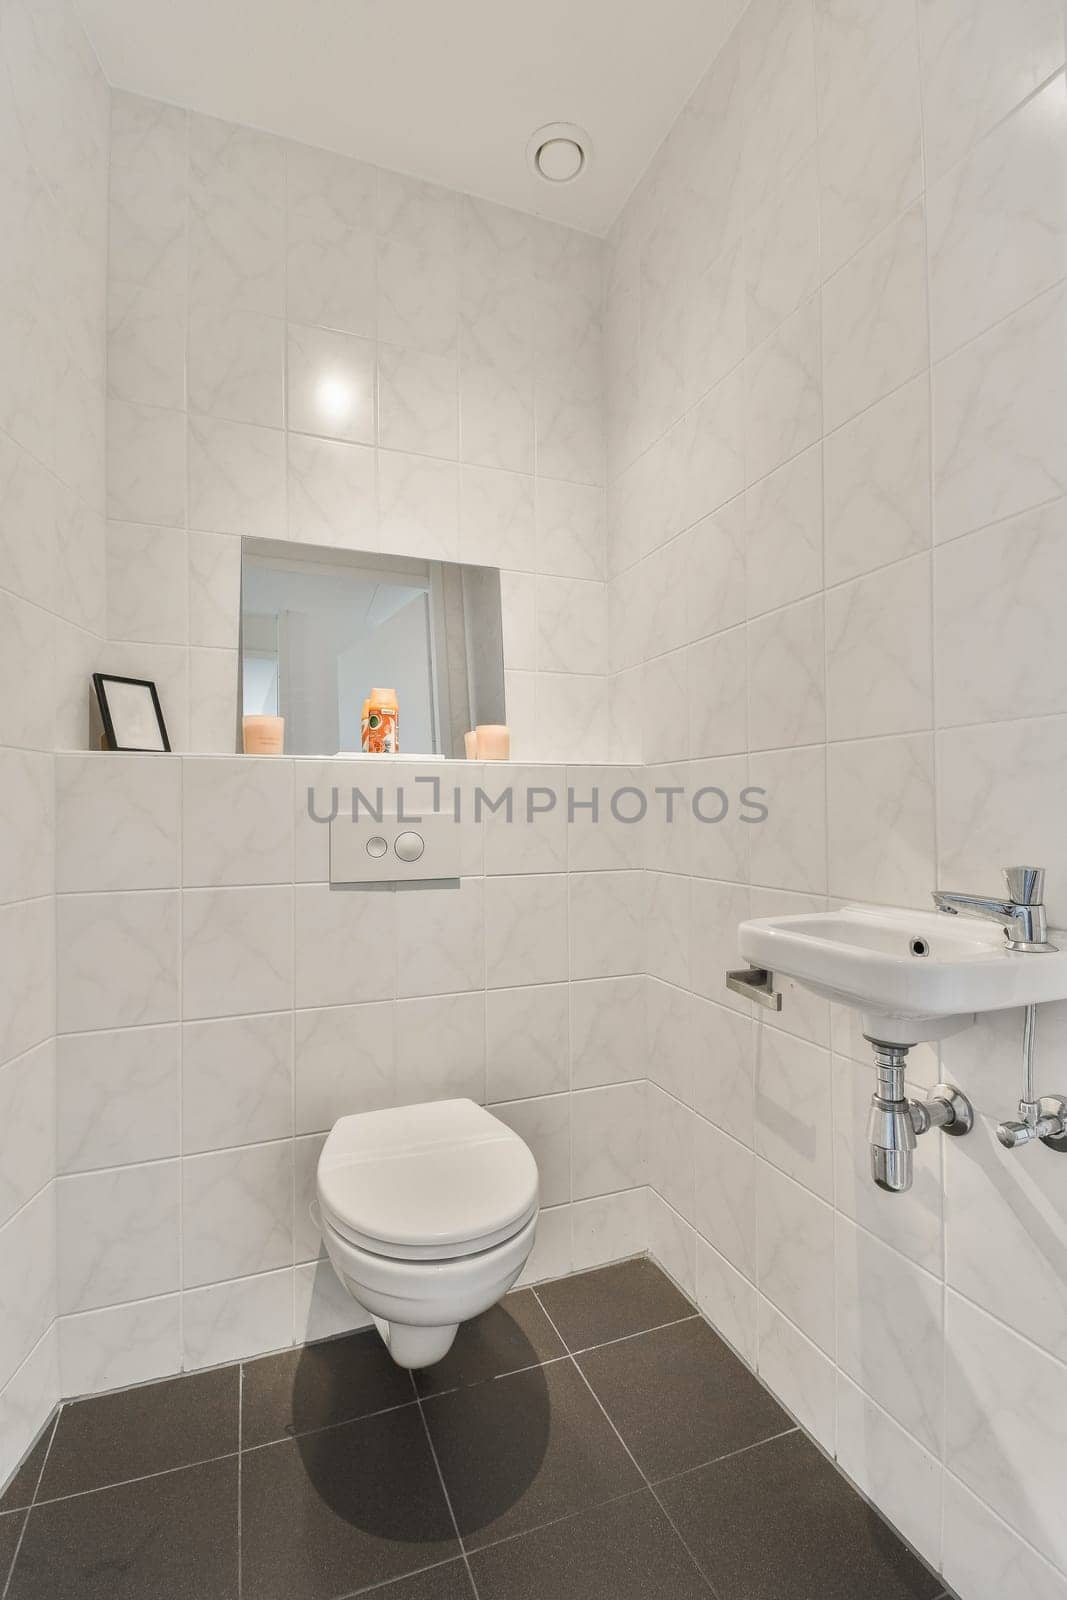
[316,1099,539,1369]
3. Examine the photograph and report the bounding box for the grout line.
[648,1425,801,1491]
[28,1449,241,1510]
[236,1362,243,1600]
[1,1409,61,1600]
[412,1386,481,1600]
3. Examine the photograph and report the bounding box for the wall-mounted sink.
[737,903,1067,1046]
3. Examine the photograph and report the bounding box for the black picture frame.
[92,673,171,753]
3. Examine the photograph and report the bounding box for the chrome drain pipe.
[865,1039,973,1193]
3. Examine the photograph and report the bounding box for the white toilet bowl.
[316,1099,539,1369]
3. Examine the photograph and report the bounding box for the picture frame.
[92,673,171,753]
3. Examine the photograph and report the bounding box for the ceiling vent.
[527,122,591,184]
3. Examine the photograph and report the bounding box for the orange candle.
[476,724,510,761]
[243,715,284,754]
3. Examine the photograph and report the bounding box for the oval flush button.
[366,836,389,858]
[395,831,425,863]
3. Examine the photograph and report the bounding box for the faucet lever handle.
[1004,866,1045,906]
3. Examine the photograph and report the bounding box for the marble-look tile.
[181,757,292,886]
[0,432,56,613]
[53,493,104,638]
[108,92,187,297]
[571,1188,648,1273]
[462,467,535,572]
[461,352,535,474]
[535,352,604,487]
[945,1292,1067,1573]
[57,890,179,1032]
[394,991,486,1105]
[286,143,376,338]
[55,752,179,892]
[107,280,185,410]
[933,283,1066,543]
[828,733,935,906]
[695,1237,757,1366]
[937,716,1067,927]
[917,0,1065,181]
[647,1085,696,1221]
[106,520,187,644]
[0,749,52,907]
[812,0,918,132]
[689,878,753,1012]
[824,376,931,585]
[182,1268,293,1369]
[536,577,607,675]
[485,874,568,987]
[0,1188,56,1386]
[645,871,692,989]
[569,870,645,980]
[187,306,284,427]
[287,322,375,444]
[377,449,459,561]
[379,344,458,458]
[757,1298,836,1451]
[56,1026,178,1174]
[744,296,822,483]
[294,1257,373,1343]
[942,1475,1067,1600]
[836,1217,944,1452]
[182,886,293,1019]
[690,998,755,1146]
[106,398,185,527]
[188,647,239,753]
[945,1112,1067,1363]
[822,204,928,432]
[482,767,567,876]
[684,235,746,406]
[0,1041,54,1228]
[293,883,394,1008]
[0,898,55,1066]
[645,977,698,1107]
[0,1320,59,1489]
[571,1082,646,1201]
[187,530,241,649]
[741,0,818,214]
[183,1012,293,1152]
[755,1028,833,1200]
[928,77,1067,362]
[293,1002,393,1134]
[396,878,485,997]
[0,591,53,752]
[683,499,748,642]
[565,765,646,874]
[188,114,285,316]
[492,1095,571,1207]
[535,478,604,581]
[641,651,689,766]
[187,414,286,538]
[934,501,1067,726]
[182,1141,293,1288]
[287,433,377,547]
[463,260,535,375]
[693,1116,756,1279]
[647,1191,697,1300]
[817,38,922,278]
[59,1294,181,1399]
[681,374,747,528]
[826,553,932,739]
[571,975,646,1089]
[501,571,537,670]
[378,238,458,356]
[57,1161,179,1314]
[380,170,461,255]
[745,444,823,618]
[836,1374,943,1573]
[756,1160,835,1353]
[744,148,820,352]
[747,595,825,751]
[833,1056,943,1275]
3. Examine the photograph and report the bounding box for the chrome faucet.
[932,866,1055,953]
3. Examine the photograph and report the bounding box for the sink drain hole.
[909,937,930,957]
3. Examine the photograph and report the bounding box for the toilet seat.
[317,1099,539,1263]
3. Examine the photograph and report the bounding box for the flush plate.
[330,811,461,884]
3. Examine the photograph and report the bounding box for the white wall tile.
[0,1189,56,1387]
[187,414,286,538]
[493,1094,570,1207]
[828,733,935,906]
[485,984,568,1102]
[943,1475,1067,1600]
[287,323,376,444]
[182,1140,293,1287]
[695,1237,757,1365]
[571,1082,646,1200]
[183,886,293,1019]
[0,750,53,907]
[745,297,822,483]
[757,1161,835,1353]
[0,1042,54,1228]
[293,883,394,1008]
[57,890,179,1032]
[106,399,185,527]
[748,595,826,751]
[183,1012,293,1152]
[836,1374,943,1572]
[826,554,932,740]
[188,115,285,316]
[181,757,293,886]
[187,306,284,427]
[0,898,55,1066]
[380,345,458,459]
[107,521,187,644]
[757,1297,835,1450]
[56,753,180,892]
[57,1161,178,1314]
[485,874,568,987]
[745,445,823,618]
[694,1116,756,1280]
[571,975,646,1089]
[393,991,485,1105]
[182,1268,292,1368]
[824,377,930,586]
[59,1294,180,1399]
[571,1188,647,1272]
[287,433,377,547]
[755,1027,833,1199]
[57,1026,178,1174]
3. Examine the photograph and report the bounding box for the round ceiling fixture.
[527,122,591,184]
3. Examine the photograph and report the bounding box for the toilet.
[316,1098,540,1369]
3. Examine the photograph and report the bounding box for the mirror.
[239,538,505,758]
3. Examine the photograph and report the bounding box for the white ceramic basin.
[738,904,1067,1045]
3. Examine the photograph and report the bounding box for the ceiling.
[75,0,740,234]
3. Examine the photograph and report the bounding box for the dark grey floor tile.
[374,1559,475,1598]
[7,1456,238,1600]
[241,1402,459,1600]
[242,1327,415,1448]
[414,1290,566,1397]
[0,1510,26,1589]
[0,1419,55,1512]
[578,1318,792,1480]
[658,1430,943,1600]
[37,1365,238,1501]
[422,1357,642,1551]
[469,1488,712,1599]
[536,1259,693,1351]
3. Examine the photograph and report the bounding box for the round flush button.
[366,836,388,858]
[394,831,425,863]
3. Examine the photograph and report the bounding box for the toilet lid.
[317,1099,539,1260]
